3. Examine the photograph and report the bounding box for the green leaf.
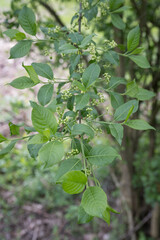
[3,29,26,41]
[18,6,37,36]
[32,62,53,80]
[81,186,108,217]
[22,64,40,84]
[87,145,119,166]
[27,143,43,158]
[125,119,155,130]
[79,33,95,48]
[39,141,64,167]
[78,205,93,224]
[9,76,35,89]
[38,84,53,106]
[114,100,139,121]
[129,55,150,68]
[82,63,100,88]
[136,88,155,101]
[110,92,124,109]
[0,140,17,159]
[55,158,82,181]
[125,80,139,98]
[108,77,126,89]
[72,80,86,91]
[112,6,131,13]
[72,124,94,139]
[9,122,20,136]
[130,47,144,55]
[127,26,140,52]
[9,40,32,59]
[28,134,48,145]
[0,134,7,143]
[3,29,19,39]
[109,123,123,145]
[109,0,124,11]
[31,102,57,134]
[75,93,90,111]
[14,32,26,40]
[67,96,75,111]
[68,32,83,45]
[62,170,87,194]
[101,208,110,225]
[47,99,57,112]
[124,105,134,122]
[104,51,119,65]
[111,14,125,30]
[59,44,78,54]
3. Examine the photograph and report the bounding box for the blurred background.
[0,0,160,240]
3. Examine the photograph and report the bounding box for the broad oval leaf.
[125,80,139,98]
[136,88,155,101]
[18,6,37,36]
[104,51,119,65]
[9,40,32,59]
[59,44,78,54]
[22,64,40,84]
[31,102,57,134]
[78,205,93,224]
[114,100,139,121]
[82,63,100,88]
[81,186,107,217]
[87,144,120,166]
[38,84,53,106]
[39,141,64,167]
[3,29,19,39]
[109,123,124,145]
[110,92,124,109]
[32,62,53,80]
[9,76,35,89]
[75,93,90,111]
[28,134,48,145]
[125,119,155,130]
[55,157,82,181]
[111,14,125,30]
[129,55,150,68]
[62,170,87,194]
[79,33,95,48]
[72,124,94,139]
[127,26,140,52]
[108,77,126,89]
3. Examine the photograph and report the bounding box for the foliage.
[0,0,155,225]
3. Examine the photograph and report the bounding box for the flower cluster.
[66,149,79,158]
[95,128,103,134]
[43,47,49,56]
[77,63,84,73]
[91,93,105,106]
[89,45,100,61]
[104,39,117,48]
[98,92,105,103]
[77,0,89,9]
[58,116,70,125]
[61,89,72,100]
[103,72,111,83]
[99,2,110,15]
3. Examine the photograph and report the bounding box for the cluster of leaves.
[0,0,155,225]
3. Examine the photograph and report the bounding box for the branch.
[39,0,65,27]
